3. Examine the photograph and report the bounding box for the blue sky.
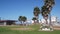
[0,0,60,20]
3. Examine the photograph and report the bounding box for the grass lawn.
[0,24,60,34]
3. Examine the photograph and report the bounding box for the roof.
[0,20,17,23]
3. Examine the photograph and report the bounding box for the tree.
[22,16,27,22]
[18,16,27,25]
[44,0,55,6]
[41,0,55,25]
[44,0,55,25]
[33,7,40,23]
[18,16,23,24]
[32,17,37,23]
[41,5,49,24]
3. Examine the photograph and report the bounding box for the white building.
[41,16,57,24]
[26,16,57,25]
[51,16,57,23]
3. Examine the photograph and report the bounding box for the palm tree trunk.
[22,21,24,26]
[45,19,48,24]
[36,18,38,23]
[49,13,51,26]
[44,16,48,24]
[20,21,22,25]
[34,20,35,24]
[36,16,39,23]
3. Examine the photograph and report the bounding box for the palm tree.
[18,16,23,24]
[44,0,55,6]
[32,17,37,23]
[41,5,49,24]
[44,0,55,25]
[33,7,40,23]
[22,16,27,22]
[44,0,55,11]
[18,16,27,25]
[22,16,27,26]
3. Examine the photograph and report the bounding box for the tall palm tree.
[44,0,55,25]
[33,7,40,23]
[41,5,49,24]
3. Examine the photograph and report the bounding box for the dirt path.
[53,26,60,30]
[54,28,60,30]
[10,28,33,30]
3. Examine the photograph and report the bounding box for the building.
[51,16,57,23]
[0,20,17,26]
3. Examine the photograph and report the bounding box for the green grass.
[0,24,60,34]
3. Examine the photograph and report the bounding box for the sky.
[0,0,60,20]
